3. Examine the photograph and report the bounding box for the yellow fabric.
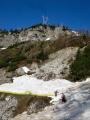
[0,90,54,96]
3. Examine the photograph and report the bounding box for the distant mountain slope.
[0,24,79,47]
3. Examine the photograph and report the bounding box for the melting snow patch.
[0,75,73,97]
[0,47,7,50]
[46,38,51,41]
[72,31,79,36]
[22,67,30,73]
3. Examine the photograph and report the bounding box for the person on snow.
[55,90,58,96]
[60,93,67,103]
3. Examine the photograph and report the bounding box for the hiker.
[55,90,58,96]
[60,93,67,103]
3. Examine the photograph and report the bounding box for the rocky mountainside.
[35,47,78,80]
[0,46,78,119]
[0,24,90,120]
[0,24,78,48]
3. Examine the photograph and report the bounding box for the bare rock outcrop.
[0,94,50,120]
[35,47,78,80]
[0,94,18,120]
[27,97,50,115]
[0,25,77,48]
[0,25,64,48]
[0,69,14,85]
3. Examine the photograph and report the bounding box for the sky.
[0,0,90,30]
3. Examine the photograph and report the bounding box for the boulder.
[15,67,30,76]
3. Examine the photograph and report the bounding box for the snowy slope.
[0,75,73,96]
[10,78,90,120]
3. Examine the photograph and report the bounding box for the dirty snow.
[10,78,90,120]
[0,75,73,97]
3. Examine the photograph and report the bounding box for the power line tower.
[42,16,48,25]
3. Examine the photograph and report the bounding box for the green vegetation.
[0,49,26,71]
[0,29,9,37]
[0,40,53,71]
[31,23,56,30]
[25,41,53,63]
[69,45,90,81]
[0,29,90,72]
[9,29,21,34]
[0,29,8,34]
[1,36,75,71]
[7,62,17,72]
[0,28,21,36]
[0,23,56,37]
[62,25,70,31]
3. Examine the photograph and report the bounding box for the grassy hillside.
[0,40,54,71]
[0,34,90,72]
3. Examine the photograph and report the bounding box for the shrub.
[0,29,8,35]
[13,53,26,62]
[9,29,21,34]
[62,25,70,31]
[36,50,48,61]
[69,45,90,81]
[7,62,17,72]
[0,59,8,68]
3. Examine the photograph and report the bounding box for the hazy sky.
[0,0,90,30]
